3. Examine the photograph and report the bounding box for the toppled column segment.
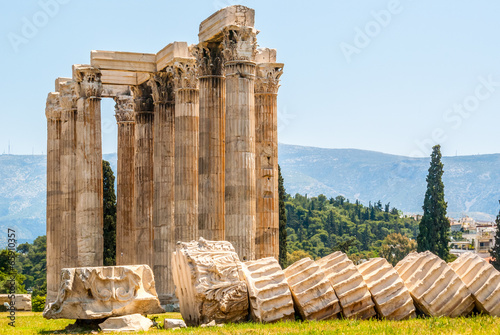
[357,258,416,320]
[395,251,474,317]
[240,257,295,323]
[43,265,164,319]
[171,238,249,326]
[283,257,341,320]
[450,252,500,316]
[316,252,376,319]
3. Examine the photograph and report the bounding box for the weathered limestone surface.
[241,257,294,323]
[450,252,500,316]
[395,251,474,317]
[74,65,104,269]
[224,25,258,262]
[199,5,255,43]
[99,314,153,332]
[283,257,341,321]
[172,59,200,244]
[43,265,164,319]
[59,80,78,273]
[164,319,187,329]
[0,294,32,311]
[149,73,176,304]
[316,252,376,319]
[197,44,226,242]
[132,85,154,268]
[254,49,283,260]
[114,95,136,266]
[46,92,62,302]
[357,258,416,320]
[171,238,249,326]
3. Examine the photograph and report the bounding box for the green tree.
[380,233,417,266]
[490,200,500,271]
[417,145,451,260]
[16,236,46,296]
[103,160,117,266]
[278,165,287,268]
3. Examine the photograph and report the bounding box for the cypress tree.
[417,145,450,260]
[103,160,117,266]
[278,165,287,268]
[490,201,500,271]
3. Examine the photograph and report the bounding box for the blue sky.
[1,0,499,157]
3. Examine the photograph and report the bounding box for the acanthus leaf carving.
[75,67,102,99]
[255,65,283,94]
[147,72,175,105]
[58,81,79,111]
[196,43,224,76]
[45,92,62,120]
[167,60,199,90]
[114,95,135,123]
[222,26,257,63]
[130,84,154,113]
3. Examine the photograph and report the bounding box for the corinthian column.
[222,26,258,261]
[196,44,226,241]
[59,81,78,271]
[148,73,175,303]
[131,84,154,267]
[45,92,62,303]
[254,55,284,260]
[170,59,200,244]
[74,66,103,268]
[114,95,135,266]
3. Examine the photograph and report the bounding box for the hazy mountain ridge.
[1,146,499,244]
[278,144,500,221]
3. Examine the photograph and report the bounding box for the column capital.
[166,59,199,90]
[195,43,224,77]
[114,95,135,123]
[73,65,102,99]
[58,80,79,111]
[222,26,257,63]
[131,84,154,113]
[147,72,175,105]
[46,92,62,120]
[255,63,284,94]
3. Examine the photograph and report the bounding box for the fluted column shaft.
[224,61,257,261]
[255,93,279,259]
[149,73,176,303]
[133,96,154,267]
[255,63,283,259]
[175,88,200,242]
[114,95,135,266]
[75,70,104,268]
[59,81,78,271]
[46,93,62,303]
[198,75,226,241]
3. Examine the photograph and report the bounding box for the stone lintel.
[156,42,190,71]
[91,50,156,73]
[199,5,255,43]
[101,84,131,98]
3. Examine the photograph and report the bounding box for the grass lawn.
[1,312,500,334]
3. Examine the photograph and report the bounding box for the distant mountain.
[0,154,116,246]
[278,143,500,221]
[1,145,499,245]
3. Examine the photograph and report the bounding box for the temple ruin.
[44,5,283,305]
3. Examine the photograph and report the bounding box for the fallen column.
[316,252,376,319]
[395,251,474,317]
[283,257,341,321]
[240,257,294,323]
[450,252,500,316]
[171,238,249,326]
[357,258,416,320]
[43,265,164,319]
